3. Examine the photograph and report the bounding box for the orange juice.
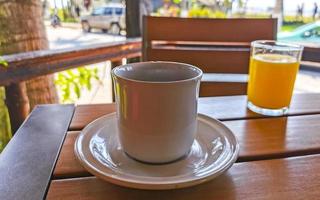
[247,54,300,109]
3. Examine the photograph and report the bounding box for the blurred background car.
[80,3,125,35]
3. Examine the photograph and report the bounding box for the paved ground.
[46,25,320,104]
[46,24,125,49]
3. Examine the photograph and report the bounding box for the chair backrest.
[142,16,277,96]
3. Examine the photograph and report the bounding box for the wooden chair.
[142,16,277,96]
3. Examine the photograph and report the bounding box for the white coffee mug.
[111,61,202,163]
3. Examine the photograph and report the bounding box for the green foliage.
[188,6,227,18]
[63,17,78,23]
[156,1,229,18]
[50,8,77,22]
[233,13,271,18]
[284,15,313,23]
[281,24,303,32]
[172,0,182,4]
[0,87,12,152]
[281,15,315,32]
[54,67,99,103]
[0,55,11,152]
[0,56,7,67]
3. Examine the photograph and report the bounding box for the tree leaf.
[0,57,8,68]
[86,80,92,90]
[73,82,81,98]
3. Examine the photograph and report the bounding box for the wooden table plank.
[54,114,320,179]
[199,93,320,120]
[47,154,320,200]
[69,104,115,130]
[54,131,90,178]
[228,114,320,162]
[69,93,320,130]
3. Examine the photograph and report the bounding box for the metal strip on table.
[0,104,74,200]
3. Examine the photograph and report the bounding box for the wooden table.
[1,93,320,200]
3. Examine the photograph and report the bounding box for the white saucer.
[75,113,239,190]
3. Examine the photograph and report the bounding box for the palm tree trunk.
[0,0,59,133]
[274,0,284,30]
[26,76,59,108]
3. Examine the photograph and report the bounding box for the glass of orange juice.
[247,40,303,116]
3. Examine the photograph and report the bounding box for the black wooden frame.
[0,105,74,200]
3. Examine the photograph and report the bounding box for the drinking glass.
[247,40,303,116]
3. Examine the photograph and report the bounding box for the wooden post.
[126,0,141,63]
[5,82,30,134]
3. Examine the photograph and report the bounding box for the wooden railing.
[1,37,320,133]
[2,39,320,86]
[0,38,141,86]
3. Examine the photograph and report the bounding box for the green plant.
[63,17,78,23]
[172,0,182,4]
[0,56,11,152]
[0,87,11,152]
[281,24,302,32]
[0,56,7,67]
[188,6,227,18]
[233,13,271,18]
[55,67,99,103]
[283,15,313,23]
[50,8,77,22]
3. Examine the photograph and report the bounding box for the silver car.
[81,4,125,35]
